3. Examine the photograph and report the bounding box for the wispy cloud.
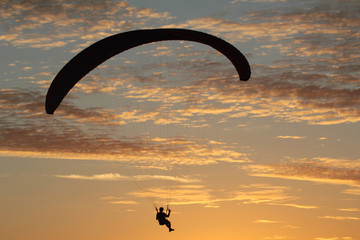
[242,157,360,188]
[254,219,281,224]
[268,202,318,209]
[0,0,173,50]
[55,173,200,183]
[55,173,128,181]
[2,0,359,127]
[342,188,360,196]
[232,0,287,3]
[263,235,289,240]
[338,208,360,212]
[0,88,251,164]
[0,128,249,165]
[100,196,138,205]
[160,0,360,126]
[319,216,360,221]
[276,136,306,139]
[127,183,317,209]
[315,238,354,240]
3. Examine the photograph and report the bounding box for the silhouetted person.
[156,207,174,232]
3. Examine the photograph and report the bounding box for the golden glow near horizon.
[1,0,359,239]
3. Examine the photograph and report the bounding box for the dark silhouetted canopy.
[45,28,251,114]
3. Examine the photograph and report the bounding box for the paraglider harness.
[155,205,171,225]
[155,205,174,232]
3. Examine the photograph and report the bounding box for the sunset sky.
[1,0,359,239]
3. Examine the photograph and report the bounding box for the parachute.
[45,28,251,114]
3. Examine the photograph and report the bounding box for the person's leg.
[165,220,174,231]
[165,220,171,229]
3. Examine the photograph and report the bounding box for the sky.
[1,0,360,239]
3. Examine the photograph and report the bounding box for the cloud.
[281,225,301,229]
[127,183,317,209]
[55,173,200,183]
[129,185,218,207]
[100,196,138,205]
[232,0,287,2]
[315,238,354,240]
[159,1,360,125]
[21,66,32,71]
[313,157,360,169]
[94,61,360,126]
[319,216,360,221]
[230,184,295,204]
[263,235,289,240]
[0,128,249,165]
[268,202,318,209]
[48,57,360,127]
[338,208,360,212]
[5,0,359,126]
[0,89,250,165]
[55,173,128,181]
[342,188,360,196]
[2,0,359,124]
[276,136,306,139]
[254,219,281,224]
[132,175,200,183]
[163,0,360,50]
[242,157,360,188]
[0,0,173,49]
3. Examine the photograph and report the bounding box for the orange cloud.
[243,157,360,188]
[276,136,306,139]
[0,0,174,49]
[254,219,280,224]
[55,173,199,183]
[319,216,360,221]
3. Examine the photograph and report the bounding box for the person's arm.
[167,209,171,217]
[155,207,159,220]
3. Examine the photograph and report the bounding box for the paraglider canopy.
[45,28,251,114]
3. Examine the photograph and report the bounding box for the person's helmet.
[159,207,164,211]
